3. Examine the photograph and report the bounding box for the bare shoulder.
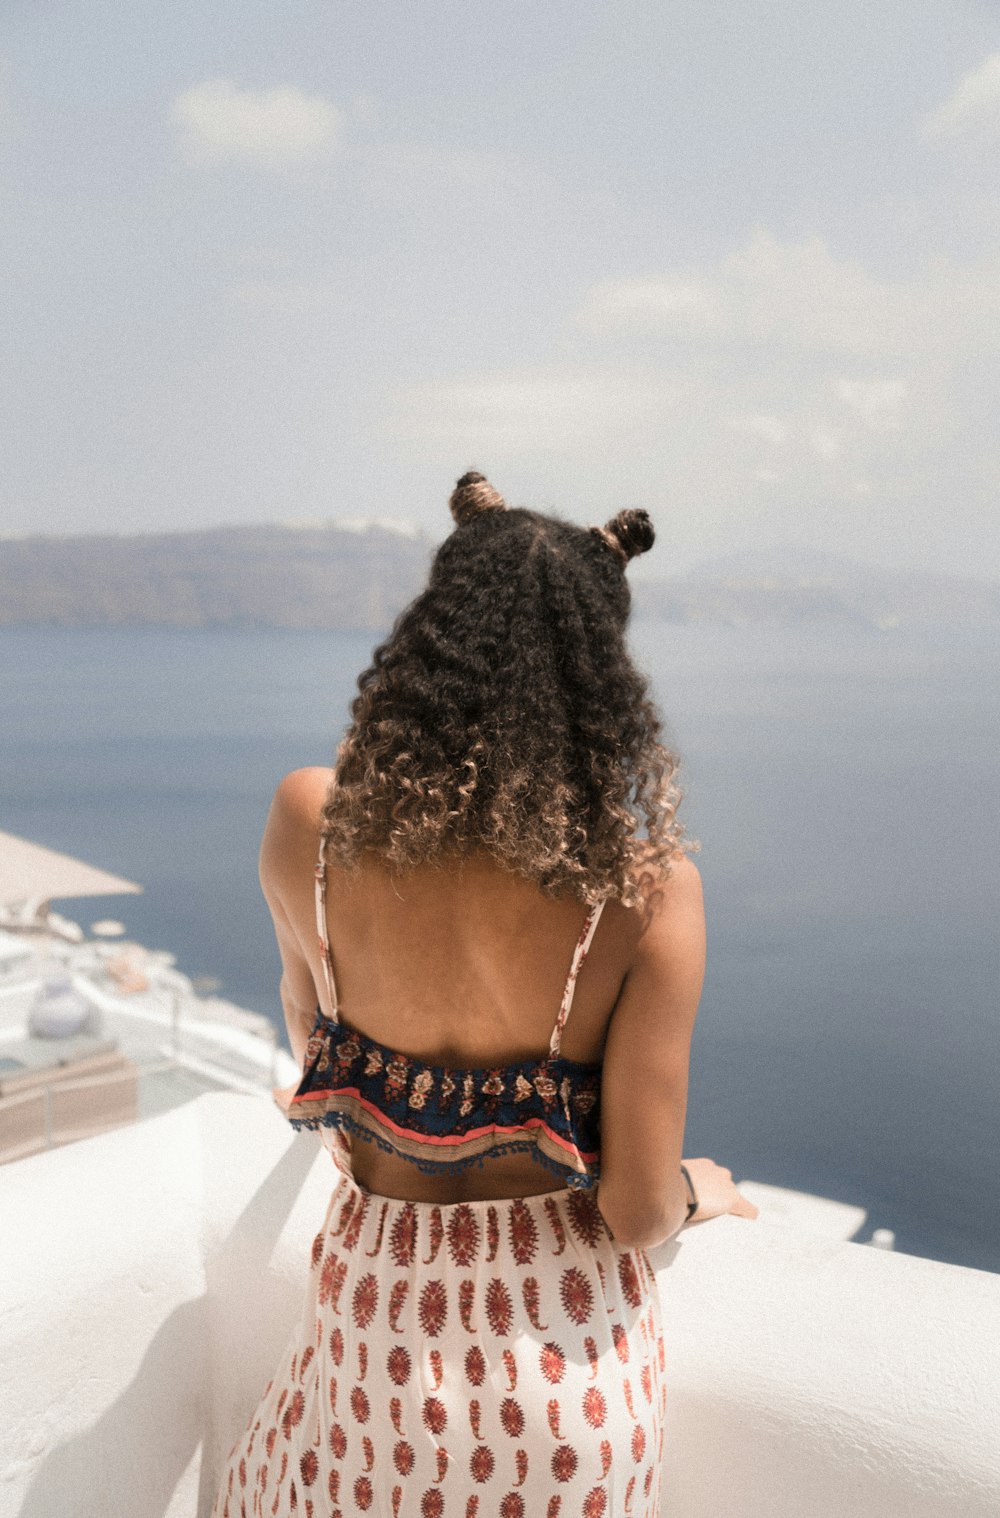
[653,850,703,902]
[260,768,335,897]
[631,850,705,966]
[271,766,335,825]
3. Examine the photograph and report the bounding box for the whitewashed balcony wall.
[1,1094,997,1517]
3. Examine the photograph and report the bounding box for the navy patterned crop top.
[286,838,606,1190]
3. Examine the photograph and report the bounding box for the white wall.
[0,1093,997,1518]
[653,1215,1000,1515]
[0,1094,333,1518]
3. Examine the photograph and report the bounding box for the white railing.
[0,949,288,1161]
[0,970,287,1164]
[0,1064,139,1163]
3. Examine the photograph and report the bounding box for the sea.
[1,620,997,1274]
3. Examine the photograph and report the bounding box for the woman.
[212,472,756,1518]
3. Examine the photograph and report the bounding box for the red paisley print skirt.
[211,1173,666,1517]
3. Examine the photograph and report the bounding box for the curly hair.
[322,472,696,909]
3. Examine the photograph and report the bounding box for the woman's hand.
[681,1157,759,1225]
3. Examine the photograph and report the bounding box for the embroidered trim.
[287,1106,600,1191]
[289,1011,603,1191]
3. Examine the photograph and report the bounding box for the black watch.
[680,1163,699,1220]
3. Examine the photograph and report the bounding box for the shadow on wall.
[15,1133,319,1518]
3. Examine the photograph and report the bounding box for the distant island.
[1,522,997,631]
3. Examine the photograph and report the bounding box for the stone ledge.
[1,1092,997,1517]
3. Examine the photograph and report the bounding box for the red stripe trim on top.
[289,1085,599,1163]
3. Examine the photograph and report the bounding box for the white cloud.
[921,53,1000,142]
[728,413,789,446]
[571,229,1000,359]
[810,424,841,461]
[575,277,725,335]
[173,79,342,168]
[572,230,906,353]
[834,377,909,432]
[385,230,995,568]
[389,367,681,451]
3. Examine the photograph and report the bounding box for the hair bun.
[449,470,507,527]
[592,508,655,565]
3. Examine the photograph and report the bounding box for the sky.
[2,0,1000,577]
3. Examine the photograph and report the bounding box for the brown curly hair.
[322,472,696,908]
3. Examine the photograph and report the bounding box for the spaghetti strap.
[548,899,606,1058]
[314,835,339,1021]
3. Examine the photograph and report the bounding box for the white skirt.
[212,1171,666,1517]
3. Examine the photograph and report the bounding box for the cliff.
[0,523,432,631]
[1,525,997,630]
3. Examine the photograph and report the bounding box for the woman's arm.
[258,769,332,1080]
[596,855,757,1247]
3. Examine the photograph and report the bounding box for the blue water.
[1,622,997,1273]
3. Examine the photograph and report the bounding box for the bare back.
[263,767,704,1220]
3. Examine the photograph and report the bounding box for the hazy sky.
[3,1,999,575]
